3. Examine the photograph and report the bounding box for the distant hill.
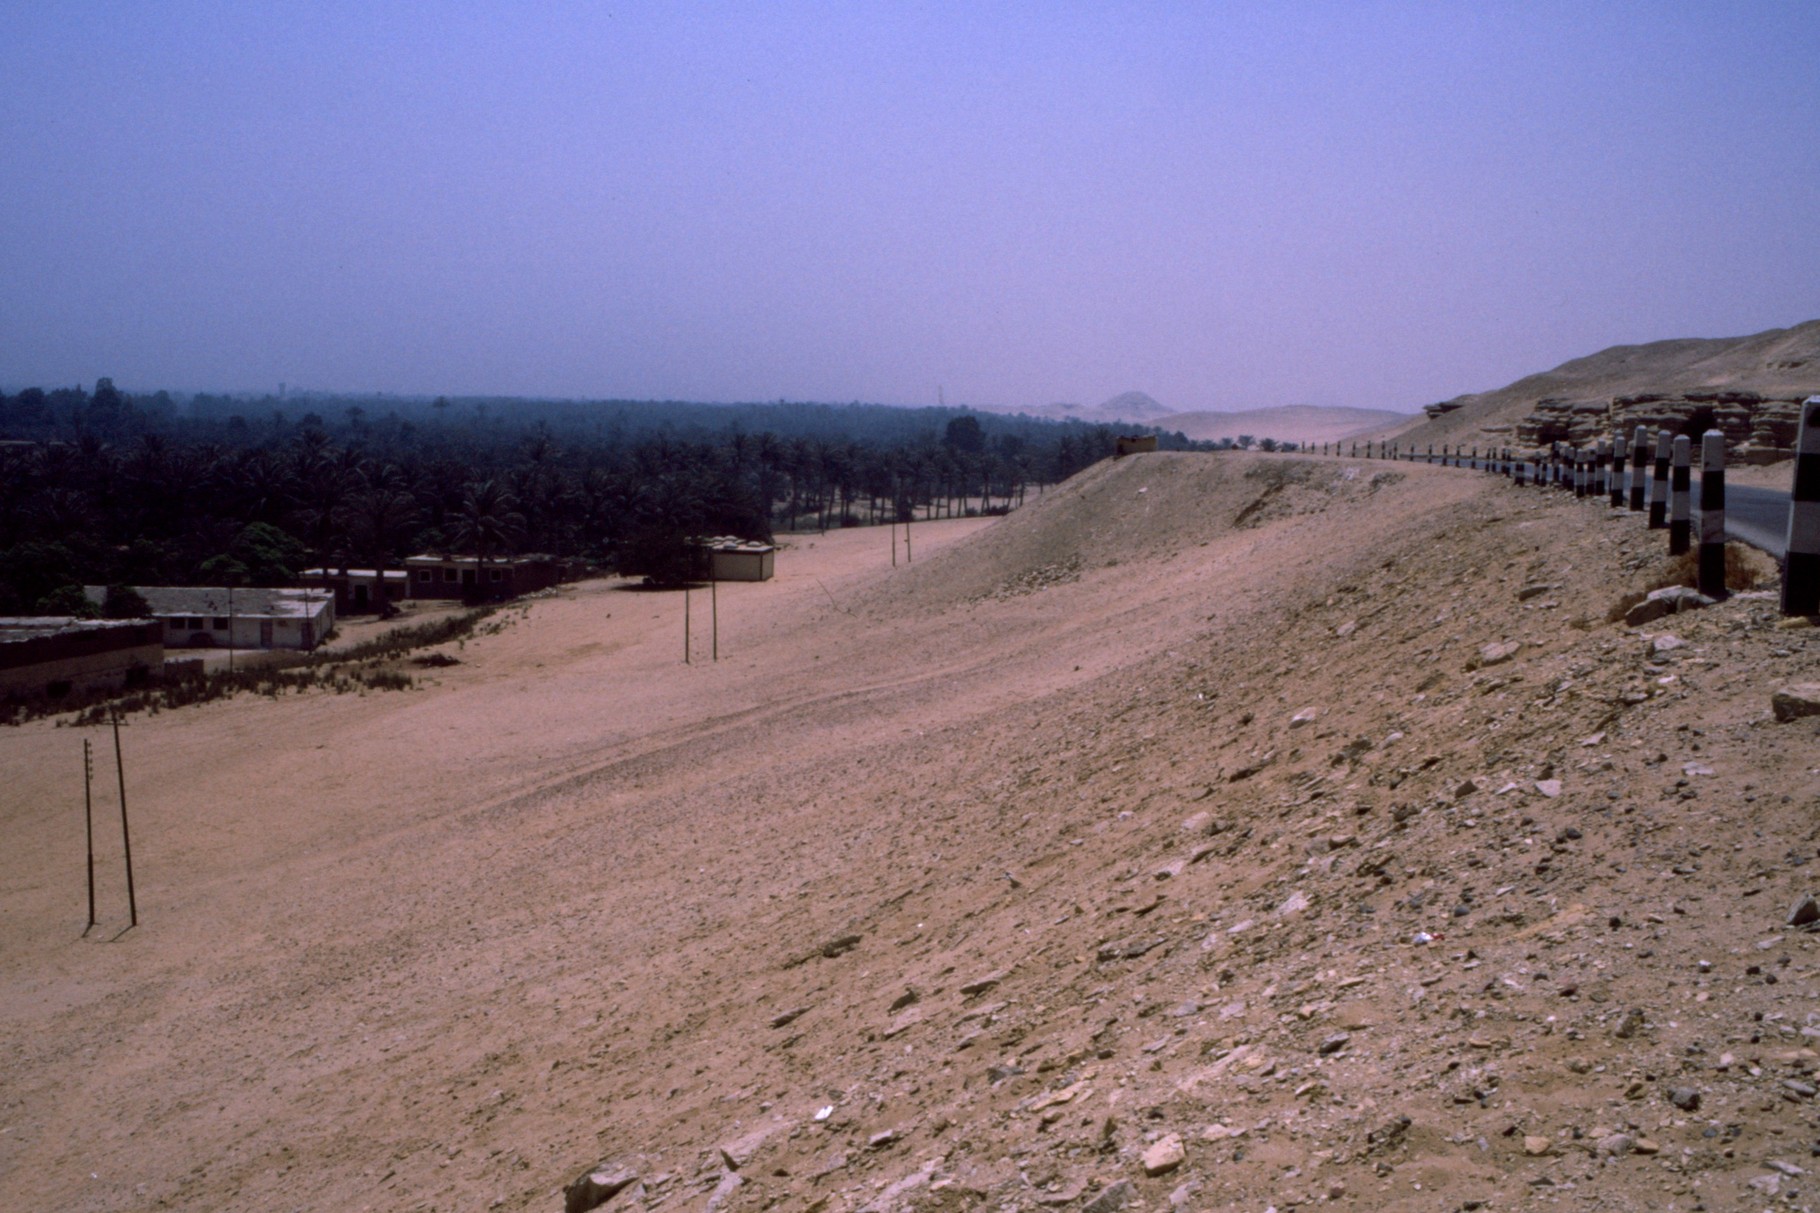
[998,393,1409,443]
[1401,318,1820,448]
[1153,403,1412,445]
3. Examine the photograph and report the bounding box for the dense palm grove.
[0,380,1199,612]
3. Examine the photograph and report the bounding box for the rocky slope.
[2,455,1815,1213]
[1398,320,1820,460]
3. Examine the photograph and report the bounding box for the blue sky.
[3,2,1817,411]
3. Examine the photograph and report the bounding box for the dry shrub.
[1648,543,1773,594]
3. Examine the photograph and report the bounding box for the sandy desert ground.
[2,452,1817,1213]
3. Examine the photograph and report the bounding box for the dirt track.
[3,453,1816,1213]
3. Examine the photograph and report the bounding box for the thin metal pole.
[711,578,718,663]
[684,588,691,665]
[227,584,235,673]
[905,512,912,562]
[111,710,136,928]
[84,738,96,933]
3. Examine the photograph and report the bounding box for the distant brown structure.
[404,554,561,600]
[0,618,163,698]
[698,537,776,581]
[301,567,408,613]
[1115,435,1158,457]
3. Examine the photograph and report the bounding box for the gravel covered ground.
[2,452,1816,1213]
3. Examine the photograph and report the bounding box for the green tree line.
[0,381,1201,608]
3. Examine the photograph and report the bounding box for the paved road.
[1369,453,1793,557]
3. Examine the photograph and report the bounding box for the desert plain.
[3,451,1818,1213]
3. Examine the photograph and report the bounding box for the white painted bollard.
[1782,396,1820,616]
[1609,437,1626,507]
[1669,434,1692,555]
[1628,425,1649,511]
[1649,429,1672,529]
[1698,430,1726,598]
[1575,447,1588,498]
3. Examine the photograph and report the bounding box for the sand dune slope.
[1,453,1815,1213]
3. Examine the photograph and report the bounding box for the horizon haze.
[3,4,1818,412]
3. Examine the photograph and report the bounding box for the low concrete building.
[403,553,561,600]
[300,567,409,613]
[84,586,336,652]
[0,618,164,698]
[699,536,776,582]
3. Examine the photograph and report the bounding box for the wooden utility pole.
[111,710,136,929]
[711,578,718,663]
[83,739,96,934]
[684,588,692,665]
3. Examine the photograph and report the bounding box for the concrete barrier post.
[1650,429,1671,528]
[1596,440,1610,499]
[1669,434,1692,555]
[1574,447,1586,498]
[1629,426,1649,511]
[1609,438,1626,506]
[1698,430,1726,598]
[1515,451,1527,486]
[1782,396,1820,616]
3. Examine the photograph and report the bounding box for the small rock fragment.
[1771,684,1820,722]
[1534,779,1562,798]
[1142,1133,1186,1176]
[564,1166,638,1213]
[769,1006,810,1029]
[1789,894,1820,928]
[1523,1135,1552,1156]
[1668,1086,1701,1111]
[1082,1180,1135,1213]
[1478,640,1520,667]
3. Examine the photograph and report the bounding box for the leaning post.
[111,709,136,929]
[83,738,96,934]
[1781,396,1820,616]
[1669,435,1692,555]
[1698,430,1726,598]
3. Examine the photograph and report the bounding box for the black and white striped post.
[1649,429,1672,529]
[1574,447,1587,498]
[1669,434,1692,555]
[1609,437,1626,506]
[1598,440,1612,499]
[1629,426,1649,511]
[1515,450,1528,486]
[1782,396,1820,616]
[1698,430,1726,598]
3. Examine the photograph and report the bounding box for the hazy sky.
[3,3,1817,412]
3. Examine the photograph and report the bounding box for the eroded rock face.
[1515,391,1809,462]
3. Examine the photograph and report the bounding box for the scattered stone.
[1523,1135,1552,1156]
[1142,1133,1186,1176]
[1667,1086,1701,1111]
[1534,779,1563,798]
[1625,585,1715,626]
[882,1007,923,1039]
[1782,1078,1817,1099]
[1082,1180,1135,1213]
[564,1165,638,1213]
[987,1064,1026,1085]
[1517,583,1555,601]
[1453,778,1479,799]
[1613,1008,1646,1040]
[769,1006,810,1029]
[1477,641,1520,667]
[718,1124,779,1171]
[1772,684,1820,722]
[866,1128,898,1150]
[1789,894,1820,928]
[704,1169,744,1213]
[1318,1032,1351,1055]
[1277,890,1310,916]
[820,933,863,958]
[1595,1133,1635,1157]
[1290,708,1319,728]
[1650,634,1685,656]
[1634,1137,1661,1155]
[1768,1160,1807,1177]
[1098,937,1166,962]
[960,971,1006,996]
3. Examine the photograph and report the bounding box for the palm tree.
[337,463,421,614]
[450,479,525,599]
